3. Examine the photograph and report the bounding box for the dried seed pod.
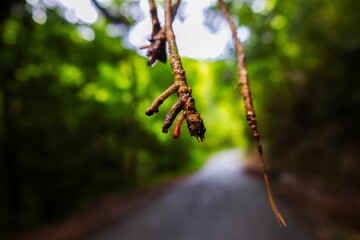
[185,112,206,142]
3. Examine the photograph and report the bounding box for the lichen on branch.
[145,0,206,142]
[218,0,286,227]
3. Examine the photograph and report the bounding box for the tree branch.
[218,0,286,227]
[91,0,131,25]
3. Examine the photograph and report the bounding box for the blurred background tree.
[0,0,359,237]
[242,0,360,190]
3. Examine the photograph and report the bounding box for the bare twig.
[140,0,166,65]
[218,0,286,227]
[145,0,206,142]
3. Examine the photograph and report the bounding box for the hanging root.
[218,0,286,227]
[144,0,206,142]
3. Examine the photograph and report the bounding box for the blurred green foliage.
[1,0,359,236]
[220,0,359,192]
[242,0,360,190]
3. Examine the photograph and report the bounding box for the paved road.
[89,149,315,240]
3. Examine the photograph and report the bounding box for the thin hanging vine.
[144,0,206,142]
[218,0,287,227]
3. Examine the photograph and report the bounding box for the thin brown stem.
[218,0,286,227]
[148,0,161,35]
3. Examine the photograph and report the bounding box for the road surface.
[89,149,315,240]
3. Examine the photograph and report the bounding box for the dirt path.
[88,149,316,240]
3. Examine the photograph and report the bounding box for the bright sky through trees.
[28,0,252,60]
